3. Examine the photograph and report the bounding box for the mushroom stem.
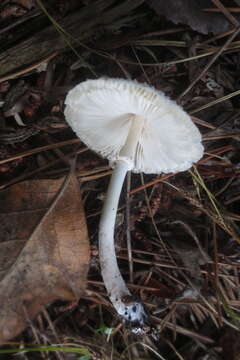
[99,114,148,327]
[99,160,131,303]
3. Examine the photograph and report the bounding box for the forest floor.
[0,1,240,359]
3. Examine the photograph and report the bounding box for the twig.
[211,0,239,27]
[191,116,217,129]
[0,9,41,35]
[79,170,112,182]
[0,147,87,190]
[190,89,240,114]
[0,138,81,165]
[0,52,59,83]
[202,28,236,45]
[203,133,240,141]
[203,8,240,13]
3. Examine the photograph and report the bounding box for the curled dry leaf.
[147,0,240,35]
[0,170,90,343]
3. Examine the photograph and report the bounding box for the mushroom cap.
[64,78,203,174]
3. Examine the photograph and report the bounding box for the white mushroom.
[64,78,204,328]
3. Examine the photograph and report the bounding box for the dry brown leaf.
[0,170,90,343]
[147,0,240,35]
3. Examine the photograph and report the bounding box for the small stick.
[190,88,240,114]
[203,133,240,141]
[0,147,87,190]
[211,0,239,27]
[0,138,81,165]
[0,9,41,35]
[202,28,236,45]
[203,8,240,13]
[0,52,58,83]
[191,116,217,129]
